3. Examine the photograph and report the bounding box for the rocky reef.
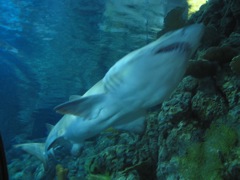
[8,0,240,179]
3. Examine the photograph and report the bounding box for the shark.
[55,23,204,137]
[16,24,204,166]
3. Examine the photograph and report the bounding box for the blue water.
[0,0,105,145]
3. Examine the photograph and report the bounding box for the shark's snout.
[152,23,204,58]
[181,24,205,35]
[182,24,205,46]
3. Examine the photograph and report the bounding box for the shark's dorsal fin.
[45,123,54,133]
[69,95,82,101]
[54,94,106,120]
[83,80,105,96]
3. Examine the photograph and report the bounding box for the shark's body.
[16,24,204,164]
[16,80,146,162]
[55,23,204,138]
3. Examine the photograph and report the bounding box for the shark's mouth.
[154,42,191,55]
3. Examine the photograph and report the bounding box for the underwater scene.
[0,0,240,179]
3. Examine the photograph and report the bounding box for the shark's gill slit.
[155,42,190,54]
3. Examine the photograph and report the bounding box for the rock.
[191,90,227,122]
[230,0,240,32]
[178,76,199,92]
[227,104,240,123]
[158,76,199,124]
[230,55,240,73]
[185,59,219,78]
[216,69,240,108]
[156,121,202,179]
[201,25,221,47]
[113,170,140,180]
[157,7,186,37]
[178,123,238,180]
[221,32,240,50]
[158,92,192,123]
[202,46,238,64]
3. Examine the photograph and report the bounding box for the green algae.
[204,124,238,154]
[86,173,111,180]
[179,124,238,180]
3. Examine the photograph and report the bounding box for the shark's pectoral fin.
[54,94,106,120]
[71,143,84,156]
[14,143,47,166]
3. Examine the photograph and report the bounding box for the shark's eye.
[154,42,190,54]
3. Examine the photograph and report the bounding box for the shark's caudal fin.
[14,143,47,166]
[54,94,106,120]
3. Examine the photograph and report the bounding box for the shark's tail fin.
[14,143,47,166]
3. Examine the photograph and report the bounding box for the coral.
[56,164,68,180]
[230,55,240,73]
[179,124,238,180]
[202,46,238,64]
